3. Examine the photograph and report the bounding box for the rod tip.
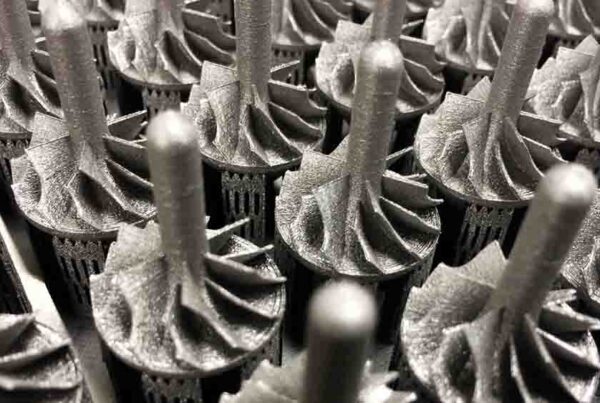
[308,281,377,341]
[41,0,86,33]
[514,0,554,20]
[358,40,404,84]
[539,163,596,213]
[147,110,198,158]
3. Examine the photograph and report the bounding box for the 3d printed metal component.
[0,313,85,402]
[271,0,352,85]
[548,0,600,53]
[221,282,416,403]
[108,0,235,117]
[526,36,600,179]
[277,39,441,343]
[184,0,327,244]
[423,0,512,94]
[27,0,42,37]
[397,163,600,402]
[414,0,563,265]
[353,0,443,22]
[316,0,444,149]
[11,0,155,311]
[91,111,285,403]
[0,0,60,187]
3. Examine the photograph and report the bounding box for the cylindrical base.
[25,225,112,314]
[219,169,278,245]
[275,231,434,345]
[101,330,281,403]
[443,66,491,95]
[51,235,111,310]
[432,185,526,266]
[141,87,183,118]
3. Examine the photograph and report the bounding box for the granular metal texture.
[90,220,285,377]
[271,0,353,50]
[108,0,235,90]
[316,17,444,118]
[423,0,511,76]
[0,313,84,403]
[527,36,600,149]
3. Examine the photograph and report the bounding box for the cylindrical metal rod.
[302,281,377,403]
[485,0,553,124]
[485,164,596,324]
[147,111,208,309]
[0,0,37,72]
[42,0,108,158]
[235,0,272,104]
[346,40,403,229]
[370,0,408,41]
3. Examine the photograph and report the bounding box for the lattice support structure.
[453,203,514,266]
[271,45,306,85]
[221,171,267,244]
[551,37,581,57]
[52,236,110,310]
[0,237,30,314]
[142,87,182,119]
[88,21,121,115]
[139,332,281,403]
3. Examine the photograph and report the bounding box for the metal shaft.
[371,0,407,41]
[235,0,272,104]
[485,164,596,324]
[147,111,208,308]
[302,281,377,403]
[346,40,403,227]
[159,0,184,26]
[42,0,108,159]
[485,0,553,124]
[0,0,36,72]
[270,0,287,36]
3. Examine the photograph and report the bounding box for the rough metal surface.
[11,0,155,239]
[415,0,564,204]
[278,41,441,279]
[354,0,442,20]
[221,282,416,403]
[0,0,61,145]
[423,0,511,76]
[83,0,124,27]
[184,0,327,173]
[108,0,235,91]
[401,164,600,402]
[271,0,352,50]
[0,313,84,403]
[563,191,600,315]
[316,15,444,119]
[550,0,600,41]
[91,111,285,378]
[527,36,600,149]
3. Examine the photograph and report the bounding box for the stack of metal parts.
[2,0,600,402]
